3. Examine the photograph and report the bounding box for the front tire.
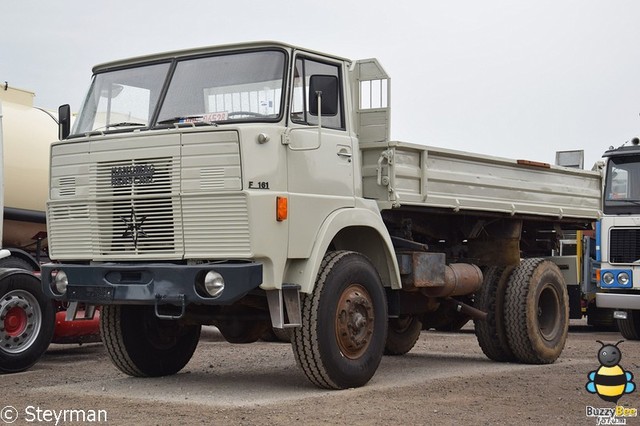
[504,259,568,364]
[617,310,640,340]
[100,305,201,377]
[0,270,55,373]
[292,251,387,389]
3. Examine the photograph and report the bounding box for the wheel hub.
[0,290,42,353]
[335,284,374,359]
[4,307,28,336]
[537,284,561,341]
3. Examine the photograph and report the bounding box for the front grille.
[48,132,248,261]
[610,228,640,263]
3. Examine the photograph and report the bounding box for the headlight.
[618,272,631,286]
[602,272,615,286]
[203,271,224,298]
[52,270,68,295]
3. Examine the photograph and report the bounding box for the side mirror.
[58,104,71,140]
[309,75,339,116]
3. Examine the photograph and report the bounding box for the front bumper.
[596,292,640,310]
[41,262,262,306]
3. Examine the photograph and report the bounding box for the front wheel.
[617,310,640,340]
[100,305,201,377]
[0,270,55,373]
[292,251,387,389]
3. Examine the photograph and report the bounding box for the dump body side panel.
[362,141,601,222]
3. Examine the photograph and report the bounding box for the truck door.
[285,54,355,258]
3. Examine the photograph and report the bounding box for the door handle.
[337,149,352,159]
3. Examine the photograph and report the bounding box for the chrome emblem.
[111,164,155,187]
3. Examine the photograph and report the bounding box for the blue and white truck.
[595,138,640,338]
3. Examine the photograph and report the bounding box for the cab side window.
[291,57,344,130]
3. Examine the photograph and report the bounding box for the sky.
[3,0,640,168]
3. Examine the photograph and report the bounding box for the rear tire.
[504,259,568,364]
[100,305,201,377]
[384,315,422,356]
[262,327,293,343]
[617,310,640,340]
[0,270,55,373]
[474,266,515,362]
[217,318,269,344]
[292,251,387,389]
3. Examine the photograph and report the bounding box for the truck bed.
[361,141,602,221]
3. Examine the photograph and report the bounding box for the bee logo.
[586,340,635,403]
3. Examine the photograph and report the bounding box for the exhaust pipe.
[421,263,483,298]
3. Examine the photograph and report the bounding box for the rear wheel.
[218,318,270,344]
[261,327,293,343]
[504,259,568,364]
[384,315,422,355]
[617,310,640,340]
[292,251,387,389]
[100,305,201,377]
[0,270,55,373]
[474,266,515,362]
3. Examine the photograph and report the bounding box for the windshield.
[73,63,170,135]
[604,154,640,214]
[72,49,286,135]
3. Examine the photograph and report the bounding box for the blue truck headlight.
[602,271,615,286]
[618,272,631,286]
[601,270,633,288]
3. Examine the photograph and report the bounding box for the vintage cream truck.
[42,42,601,389]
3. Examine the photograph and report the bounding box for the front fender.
[283,207,400,294]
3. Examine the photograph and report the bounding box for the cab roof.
[93,41,352,73]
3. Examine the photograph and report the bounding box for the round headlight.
[203,271,224,298]
[602,272,615,286]
[618,272,631,286]
[53,270,68,295]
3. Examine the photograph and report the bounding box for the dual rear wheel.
[475,258,569,364]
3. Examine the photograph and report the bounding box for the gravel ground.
[2,321,639,425]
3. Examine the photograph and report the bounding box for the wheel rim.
[0,290,42,354]
[142,312,181,350]
[335,283,374,359]
[537,284,561,341]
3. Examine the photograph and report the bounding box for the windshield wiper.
[610,199,640,206]
[105,122,146,128]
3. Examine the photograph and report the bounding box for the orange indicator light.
[276,196,288,221]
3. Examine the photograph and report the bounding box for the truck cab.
[595,139,640,337]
